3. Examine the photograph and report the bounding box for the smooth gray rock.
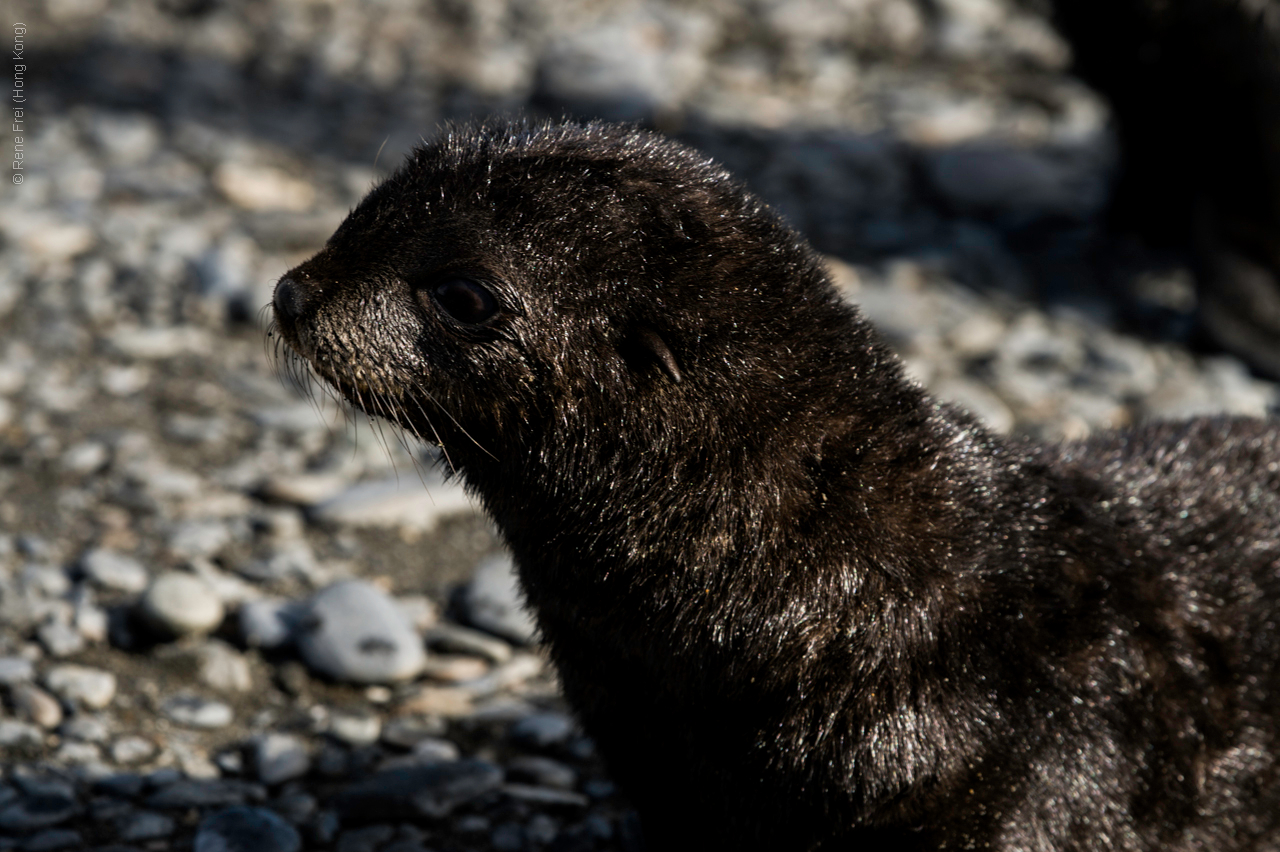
[0,655,35,685]
[19,828,83,851]
[327,710,381,747]
[118,809,176,841]
[161,693,234,728]
[379,716,448,750]
[295,580,425,684]
[508,712,576,749]
[145,779,259,810]
[424,622,513,664]
[43,664,116,709]
[194,805,302,852]
[165,519,232,559]
[79,548,150,593]
[331,760,503,821]
[253,732,311,786]
[193,639,254,693]
[238,597,302,649]
[36,616,85,657]
[0,721,42,748]
[0,793,78,831]
[507,755,578,790]
[10,683,63,729]
[460,554,537,645]
[59,714,109,743]
[110,735,157,765]
[309,472,477,532]
[139,572,225,637]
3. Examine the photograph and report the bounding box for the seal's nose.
[272,275,309,326]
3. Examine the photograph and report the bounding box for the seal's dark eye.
[433,278,498,325]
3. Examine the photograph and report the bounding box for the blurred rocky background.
[0,0,1275,850]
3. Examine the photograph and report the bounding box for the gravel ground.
[1,1,1277,850]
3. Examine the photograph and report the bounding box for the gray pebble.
[0,656,34,685]
[925,144,1096,217]
[108,326,212,360]
[238,598,303,649]
[380,716,448,749]
[527,814,560,845]
[0,793,78,832]
[194,805,302,852]
[309,473,476,532]
[145,767,186,787]
[36,617,85,658]
[490,822,524,852]
[11,777,74,800]
[183,639,254,693]
[396,594,440,632]
[508,712,576,749]
[257,471,348,506]
[334,824,394,852]
[418,654,491,683]
[19,828,83,851]
[327,710,381,747]
[215,749,244,775]
[501,783,590,808]
[270,790,316,824]
[165,519,232,560]
[456,814,491,833]
[21,563,71,597]
[146,779,259,810]
[331,759,504,821]
[313,743,350,778]
[139,572,225,637]
[44,664,116,709]
[118,810,175,841]
[410,736,461,764]
[295,580,426,684]
[52,739,101,764]
[110,735,157,765]
[506,756,577,790]
[154,637,252,690]
[10,684,63,729]
[60,713,110,743]
[237,542,321,584]
[79,549,150,593]
[92,772,145,799]
[161,693,234,728]
[72,587,108,642]
[461,554,538,645]
[253,732,311,786]
[309,809,341,845]
[166,412,230,445]
[424,622,513,664]
[378,735,462,772]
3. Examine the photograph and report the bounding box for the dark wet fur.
[271,121,1280,851]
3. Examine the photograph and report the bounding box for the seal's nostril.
[273,276,307,325]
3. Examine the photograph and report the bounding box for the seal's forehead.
[392,121,728,199]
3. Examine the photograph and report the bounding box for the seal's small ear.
[622,325,684,384]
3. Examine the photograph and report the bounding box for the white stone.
[44,664,117,709]
[139,572,225,637]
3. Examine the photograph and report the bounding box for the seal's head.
[271,121,887,478]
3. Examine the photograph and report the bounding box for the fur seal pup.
[271,120,1280,851]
